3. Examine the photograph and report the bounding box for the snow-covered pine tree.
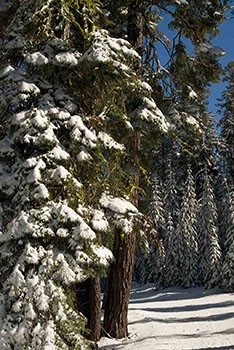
[163,211,178,287]
[162,155,181,287]
[0,0,172,343]
[222,186,234,291]
[0,1,118,348]
[219,62,234,185]
[197,170,222,288]
[173,165,198,287]
[146,173,166,288]
[134,172,166,287]
[216,176,230,252]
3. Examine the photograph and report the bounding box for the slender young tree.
[163,155,181,287]
[219,62,234,185]
[222,187,234,291]
[134,172,165,286]
[176,165,198,287]
[197,170,222,288]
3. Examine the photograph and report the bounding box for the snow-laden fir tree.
[219,62,234,185]
[197,170,222,288]
[163,211,178,287]
[162,155,181,287]
[0,1,118,348]
[216,176,230,252]
[135,172,166,286]
[146,173,166,288]
[222,186,234,291]
[173,165,198,288]
[0,0,173,344]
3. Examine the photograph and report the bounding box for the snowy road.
[98,284,234,350]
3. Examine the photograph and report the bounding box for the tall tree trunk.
[103,229,136,338]
[103,0,143,339]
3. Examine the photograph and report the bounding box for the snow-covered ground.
[98,283,234,350]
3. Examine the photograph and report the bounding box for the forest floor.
[98,283,234,350]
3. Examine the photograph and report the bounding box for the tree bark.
[76,278,101,342]
[103,0,143,339]
[128,0,143,55]
[103,229,136,338]
[89,278,101,342]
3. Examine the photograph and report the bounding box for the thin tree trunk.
[89,278,101,342]
[76,278,101,342]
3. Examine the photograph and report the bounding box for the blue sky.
[157,11,234,119]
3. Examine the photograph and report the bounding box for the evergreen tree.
[216,176,230,251]
[219,62,234,184]
[0,1,116,348]
[163,211,178,287]
[197,171,222,288]
[163,155,181,287]
[0,0,171,343]
[176,165,198,287]
[134,172,165,286]
[222,187,234,291]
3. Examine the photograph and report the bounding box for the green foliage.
[29,0,103,42]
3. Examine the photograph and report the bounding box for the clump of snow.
[48,166,82,188]
[100,193,138,214]
[48,145,70,161]
[57,109,71,120]
[56,202,81,224]
[18,82,40,95]
[73,221,96,241]
[188,86,198,100]
[25,302,36,320]
[175,0,188,5]
[77,150,92,162]
[140,81,153,93]
[0,65,14,79]
[31,109,49,130]
[91,210,109,232]
[132,97,169,132]
[92,245,113,266]
[12,111,29,126]
[48,166,71,182]
[80,30,140,74]
[34,282,50,311]
[33,184,50,200]
[23,243,40,264]
[56,228,69,237]
[26,158,46,184]
[114,214,136,234]
[98,131,125,151]
[68,115,97,148]
[54,254,76,284]
[186,115,199,126]
[53,52,80,66]
[25,52,49,65]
